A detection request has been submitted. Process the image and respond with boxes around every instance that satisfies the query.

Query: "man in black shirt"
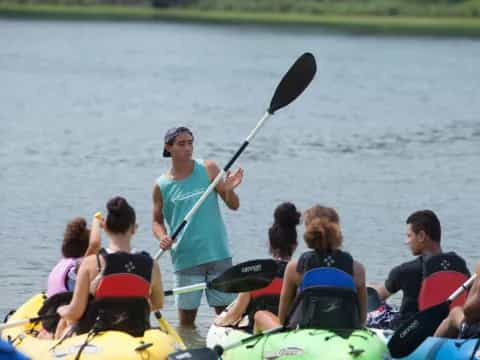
[372,209,469,326]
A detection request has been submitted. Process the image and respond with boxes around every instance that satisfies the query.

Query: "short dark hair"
[106,196,136,234]
[406,209,441,243]
[62,217,90,258]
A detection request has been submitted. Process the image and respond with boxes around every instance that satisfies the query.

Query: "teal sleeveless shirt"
[157,159,231,272]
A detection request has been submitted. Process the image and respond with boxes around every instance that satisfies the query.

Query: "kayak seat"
[300,267,356,292]
[418,271,469,311]
[419,252,470,311]
[76,297,151,337]
[286,268,361,330]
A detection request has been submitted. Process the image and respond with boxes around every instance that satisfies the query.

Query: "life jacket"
[46,258,79,297]
[418,252,470,311]
[77,248,154,337]
[285,250,361,330]
[243,261,287,331]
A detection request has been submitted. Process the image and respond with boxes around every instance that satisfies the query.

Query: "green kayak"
[217,327,390,360]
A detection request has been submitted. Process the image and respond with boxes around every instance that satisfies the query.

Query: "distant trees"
[151,0,192,8]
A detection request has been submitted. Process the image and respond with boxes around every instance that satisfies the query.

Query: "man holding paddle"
[371,209,469,328]
[152,126,244,326]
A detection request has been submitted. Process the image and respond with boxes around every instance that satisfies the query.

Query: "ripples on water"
[1,20,480,347]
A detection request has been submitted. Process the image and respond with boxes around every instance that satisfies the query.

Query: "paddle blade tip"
[268,52,317,114]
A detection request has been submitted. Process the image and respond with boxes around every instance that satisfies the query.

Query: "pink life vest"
[46,257,79,297]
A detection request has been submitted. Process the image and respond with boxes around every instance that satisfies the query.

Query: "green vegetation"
[1,0,480,36]
[186,0,480,18]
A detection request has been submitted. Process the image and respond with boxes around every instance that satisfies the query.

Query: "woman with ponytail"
[56,196,164,338]
[214,202,300,331]
[255,205,367,331]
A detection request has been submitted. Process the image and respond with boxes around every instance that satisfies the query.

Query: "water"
[1,19,480,346]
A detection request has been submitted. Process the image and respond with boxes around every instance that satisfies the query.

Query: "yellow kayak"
[1,293,185,360]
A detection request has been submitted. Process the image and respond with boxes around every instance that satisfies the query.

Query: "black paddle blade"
[167,348,217,360]
[268,52,317,114]
[367,287,382,312]
[209,259,278,293]
[388,301,450,358]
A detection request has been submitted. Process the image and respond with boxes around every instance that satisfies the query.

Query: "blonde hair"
[304,216,342,252]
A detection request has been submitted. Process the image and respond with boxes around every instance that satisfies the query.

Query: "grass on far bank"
[1,3,480,37]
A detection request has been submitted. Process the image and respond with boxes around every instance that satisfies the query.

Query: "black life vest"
[285,250,361,330]
[243,260,287,331]
[78,249,154,337]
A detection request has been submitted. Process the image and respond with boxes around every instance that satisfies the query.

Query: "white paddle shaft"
[448,273,477,302]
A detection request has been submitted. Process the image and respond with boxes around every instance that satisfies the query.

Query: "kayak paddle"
[163,259,278,296]
[167,325,285,360]
[155,52,317,259]
[0,313,58,331]
[388,273,477,358]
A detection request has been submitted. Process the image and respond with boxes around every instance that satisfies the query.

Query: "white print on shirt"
[172,188,207,203]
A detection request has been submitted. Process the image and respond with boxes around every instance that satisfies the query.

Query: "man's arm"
[152,184,173,250]
[204,160,242,210]
[464,263,480,323]
[371,283,392,302]
[369,262,404,302]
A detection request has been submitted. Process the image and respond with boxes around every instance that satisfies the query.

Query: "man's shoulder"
[156,173,171,186]
[444,251,467,262]
[391,257,423,275]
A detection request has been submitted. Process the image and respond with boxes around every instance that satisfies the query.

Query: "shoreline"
[1,4,480,37]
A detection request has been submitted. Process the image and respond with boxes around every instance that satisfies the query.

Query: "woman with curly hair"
[254,205,367,332]
[47,216,101,297]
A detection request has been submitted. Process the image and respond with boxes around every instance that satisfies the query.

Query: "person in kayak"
[434,262,480,338]
[153,126,243,326]
[254,205,367,331]
[56,196,164,338]
[370,210,469,328]
[47,216,101,298]
[214,202,300,331]
[37,216,102,339]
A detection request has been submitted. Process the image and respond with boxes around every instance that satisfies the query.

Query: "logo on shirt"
[324,256,335,267]
[125,261,135,272]
[172,188,208,203]
[440,260,451,270]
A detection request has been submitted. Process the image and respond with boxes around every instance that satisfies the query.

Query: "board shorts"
[174,258,236,310]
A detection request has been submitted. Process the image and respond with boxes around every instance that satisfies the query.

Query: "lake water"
[1,18,480,346]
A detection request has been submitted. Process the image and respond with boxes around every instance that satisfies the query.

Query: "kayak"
[367,326,480,359]
[389,337,480,359]
[207,322,391,359]
[1,293,185,360]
